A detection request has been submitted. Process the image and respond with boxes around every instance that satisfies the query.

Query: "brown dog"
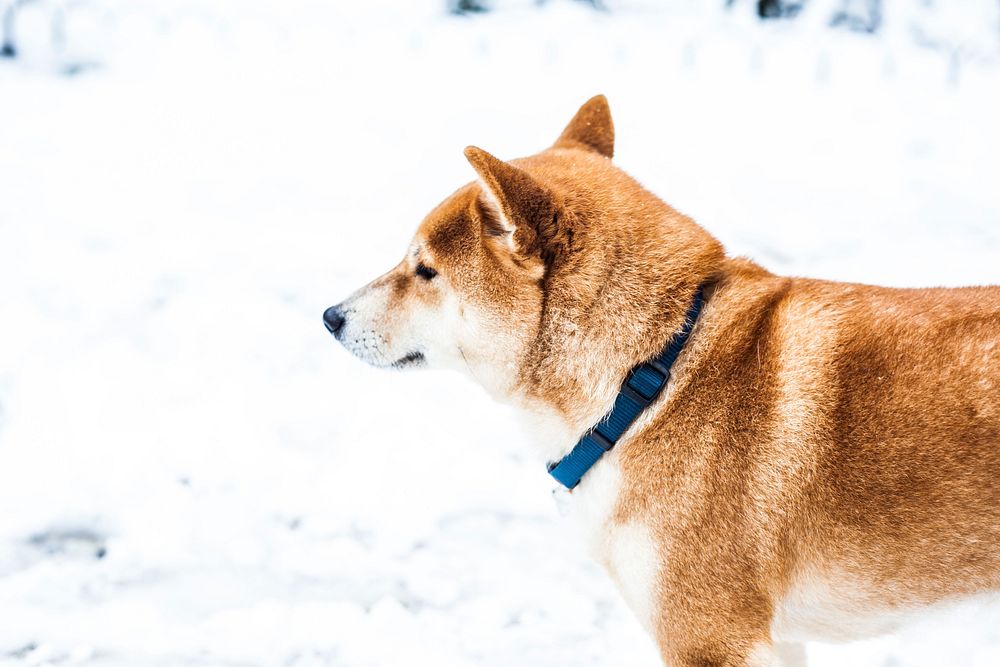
[323,96,1000,666]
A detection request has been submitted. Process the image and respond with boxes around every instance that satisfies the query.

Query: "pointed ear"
[553,94,614,158]
[464,145,558,259]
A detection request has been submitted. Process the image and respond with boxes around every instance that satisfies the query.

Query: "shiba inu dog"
[323,96,1000,666]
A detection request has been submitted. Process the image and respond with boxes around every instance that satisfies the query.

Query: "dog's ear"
[464,145,559,261]
[553,94,614,158]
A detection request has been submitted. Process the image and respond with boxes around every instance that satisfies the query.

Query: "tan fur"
[326,95,1000,666]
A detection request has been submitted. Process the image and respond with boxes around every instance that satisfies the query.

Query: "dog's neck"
[514,273,719,464]
[488,203,727,464]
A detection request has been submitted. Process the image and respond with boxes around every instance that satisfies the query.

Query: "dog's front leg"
[660,640,803,667]
[654,607,801,667]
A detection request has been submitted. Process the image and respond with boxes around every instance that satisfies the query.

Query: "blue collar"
[547,286,707,490]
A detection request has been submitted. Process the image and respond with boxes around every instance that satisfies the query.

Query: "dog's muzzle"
[323,305,346,337]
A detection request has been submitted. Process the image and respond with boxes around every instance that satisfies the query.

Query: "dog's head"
[324,96,722,406]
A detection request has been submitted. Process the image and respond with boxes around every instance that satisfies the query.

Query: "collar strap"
[547,286,706,490]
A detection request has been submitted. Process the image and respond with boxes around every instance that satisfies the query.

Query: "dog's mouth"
[390,351,425,370]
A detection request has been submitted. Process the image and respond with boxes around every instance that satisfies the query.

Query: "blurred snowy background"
[1,1,999,666]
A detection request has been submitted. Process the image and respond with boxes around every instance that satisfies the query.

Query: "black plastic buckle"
[647,358,672,379]
[585,429,616,452]
[624,364,667,404]
[620,382,654,408]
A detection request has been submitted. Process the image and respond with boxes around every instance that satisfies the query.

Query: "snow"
[1,1,999,666]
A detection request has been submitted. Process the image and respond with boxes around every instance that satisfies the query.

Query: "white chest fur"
[559,454,662,635]
[518,405,663,634]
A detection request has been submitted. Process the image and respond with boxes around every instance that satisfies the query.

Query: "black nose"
[323,305,346,336]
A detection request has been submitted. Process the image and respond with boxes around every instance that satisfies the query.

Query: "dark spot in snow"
[28,527,107,560]
[61,61,100,77]
[7,643,37,659]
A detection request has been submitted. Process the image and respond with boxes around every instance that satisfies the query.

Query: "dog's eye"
[416,263,438,281]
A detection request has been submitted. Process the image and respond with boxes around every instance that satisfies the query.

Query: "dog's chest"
[560,456,661,634]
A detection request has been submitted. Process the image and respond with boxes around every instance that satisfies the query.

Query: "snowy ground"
[1,1,1000,666]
